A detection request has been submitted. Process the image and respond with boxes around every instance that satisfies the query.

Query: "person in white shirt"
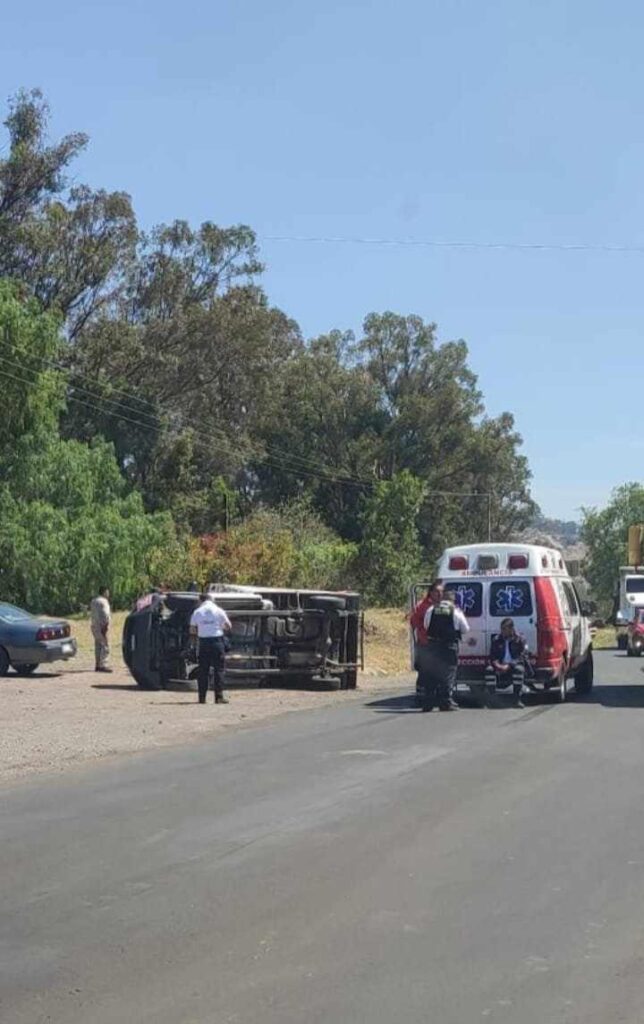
[421,587,470,712]
[190,593,232,704]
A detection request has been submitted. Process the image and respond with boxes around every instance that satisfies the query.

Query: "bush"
[186,501,358,591]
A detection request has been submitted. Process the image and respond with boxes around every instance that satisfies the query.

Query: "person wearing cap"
[190,592,232,705]
[421,588,469,711]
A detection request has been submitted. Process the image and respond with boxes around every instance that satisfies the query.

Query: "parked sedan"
[0,602,77,676]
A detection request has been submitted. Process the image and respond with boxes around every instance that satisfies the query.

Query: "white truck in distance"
[615,568,644,649]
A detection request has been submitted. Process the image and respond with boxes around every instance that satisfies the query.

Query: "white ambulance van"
[411,543,594,701]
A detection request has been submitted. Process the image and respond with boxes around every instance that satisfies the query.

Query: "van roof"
[438,542,569,578]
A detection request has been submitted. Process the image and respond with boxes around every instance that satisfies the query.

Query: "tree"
[0,280,63,456]
[358,471,426,605]
[581,483,644,612]
[0,90,137,335]
[0,283,175,611]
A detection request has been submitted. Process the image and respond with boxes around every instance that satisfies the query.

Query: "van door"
[445,581,487,676]
[487,578,538,659]
[558,579,584,669]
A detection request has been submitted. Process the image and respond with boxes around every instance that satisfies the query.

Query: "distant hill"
[531,516,580,546]
[512,516,585,573]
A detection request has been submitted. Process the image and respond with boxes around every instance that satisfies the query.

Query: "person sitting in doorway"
[485,617,530,709]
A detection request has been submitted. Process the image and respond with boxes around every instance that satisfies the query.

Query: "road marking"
[338,749,390,756]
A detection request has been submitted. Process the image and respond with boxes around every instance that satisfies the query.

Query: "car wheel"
[0,648,10,676]
[574,650,594,695]
[13,663,38,676]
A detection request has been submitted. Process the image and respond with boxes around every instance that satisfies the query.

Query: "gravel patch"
[0,659,414,784]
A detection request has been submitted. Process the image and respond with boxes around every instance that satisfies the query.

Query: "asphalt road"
[4,650,644,1024]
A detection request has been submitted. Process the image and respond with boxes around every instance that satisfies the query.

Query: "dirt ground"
[0,608,413,784]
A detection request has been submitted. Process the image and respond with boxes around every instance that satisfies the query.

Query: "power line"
[262,234,644,254]
[0,341,370,483]
[1,363,496,531]
[0,361,373,489]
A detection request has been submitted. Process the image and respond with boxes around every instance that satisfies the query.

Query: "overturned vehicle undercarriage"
[122,585,363,691]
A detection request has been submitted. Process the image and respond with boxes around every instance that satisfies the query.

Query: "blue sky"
[1,0,641,519]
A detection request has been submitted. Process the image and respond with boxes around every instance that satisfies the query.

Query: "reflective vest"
[427,602,459,647]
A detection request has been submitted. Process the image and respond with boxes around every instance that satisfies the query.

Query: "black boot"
[215,693,229,704]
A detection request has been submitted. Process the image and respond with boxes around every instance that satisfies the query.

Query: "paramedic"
[410,580,443,699]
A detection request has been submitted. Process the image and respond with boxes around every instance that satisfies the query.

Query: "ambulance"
[411,543,594,701]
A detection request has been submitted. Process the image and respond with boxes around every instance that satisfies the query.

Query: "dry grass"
[591,626,616,651]
[68,610,129,669]
[363,607,411,675]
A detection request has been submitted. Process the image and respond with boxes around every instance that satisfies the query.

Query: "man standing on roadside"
[190,592,232,705]
[91,586,112,674]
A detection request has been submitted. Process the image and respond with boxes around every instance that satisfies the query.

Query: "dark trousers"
[198,637,226,703]
[417,644,458,709]
[485,662,525,697]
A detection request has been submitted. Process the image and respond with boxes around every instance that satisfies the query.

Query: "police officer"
[421,586,469,711]
[190,592,232,705]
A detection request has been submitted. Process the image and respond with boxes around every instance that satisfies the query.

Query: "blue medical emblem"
[452,586,477,613]
[494,585,525,614]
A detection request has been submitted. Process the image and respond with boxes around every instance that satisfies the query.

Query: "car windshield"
[626,578,644,594]
[0,602,34,624]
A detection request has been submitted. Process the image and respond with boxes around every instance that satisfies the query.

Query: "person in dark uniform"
[190,592,232,705]
[421,588,470,711]
[485,618,529,709]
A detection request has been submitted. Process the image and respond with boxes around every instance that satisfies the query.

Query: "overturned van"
[123,585,363,691]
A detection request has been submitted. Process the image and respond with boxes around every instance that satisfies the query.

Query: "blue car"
[0,602,77,676]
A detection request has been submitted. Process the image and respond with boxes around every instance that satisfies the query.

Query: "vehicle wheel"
[574,650,594,695]
[0,648,10,676]
[13,663,38,676]
[342,668,358,689]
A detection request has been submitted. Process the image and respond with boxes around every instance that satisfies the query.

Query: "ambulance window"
[562,582,579,617]
[489,581,532,618]
[445,582,482,618]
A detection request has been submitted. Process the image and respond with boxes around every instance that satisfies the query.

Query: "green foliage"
[358,471,426,605]
[186,502,358,592]
[0,90,540,612]
[0,279,64,451]
[0,284,176,612]
[581,483,644,612]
